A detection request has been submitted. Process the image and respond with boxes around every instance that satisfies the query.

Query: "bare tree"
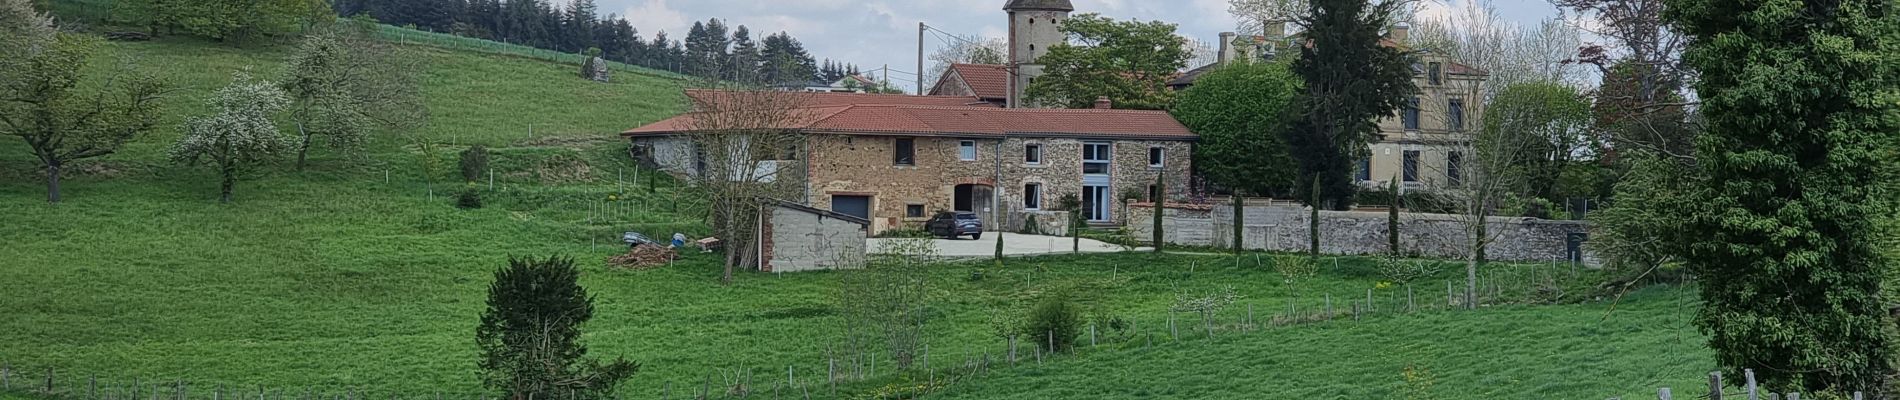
[921,33,1006,92]
[838,239,936,371]
[1407,1,1588,99]
[1421,77,1555,308]
[670,83,815,284]
[1548,0,1698,163]
[1229,0,1309,34]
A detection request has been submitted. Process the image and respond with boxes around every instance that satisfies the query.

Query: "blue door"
[830,195,872,220]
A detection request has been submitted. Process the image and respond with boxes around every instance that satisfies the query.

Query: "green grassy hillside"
[0,32,1712,400]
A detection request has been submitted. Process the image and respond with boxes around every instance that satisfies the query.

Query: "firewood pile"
[607,245,677,270]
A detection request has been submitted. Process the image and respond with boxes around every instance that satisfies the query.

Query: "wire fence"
[346,21,692,83]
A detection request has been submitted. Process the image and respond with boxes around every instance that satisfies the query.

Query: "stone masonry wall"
[1127,201,1597,265]
[806,133,1194,233]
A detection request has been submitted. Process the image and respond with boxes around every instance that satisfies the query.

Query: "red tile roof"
[682,89,998,109]
[941,64,1011,100]
[626,104,1194,140]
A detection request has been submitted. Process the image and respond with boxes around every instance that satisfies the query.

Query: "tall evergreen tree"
[759,32,817,84]
[1286,0,1417,209]
[726,25,759,82]
[1670,0,1899,393]
[561,0,597,52]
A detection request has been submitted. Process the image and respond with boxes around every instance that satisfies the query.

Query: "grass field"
[927,286,1709,400]
[1,27,1714,400]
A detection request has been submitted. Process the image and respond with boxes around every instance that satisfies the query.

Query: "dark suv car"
[925,211,985,240]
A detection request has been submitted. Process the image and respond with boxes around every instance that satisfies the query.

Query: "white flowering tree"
[171,74,292,203]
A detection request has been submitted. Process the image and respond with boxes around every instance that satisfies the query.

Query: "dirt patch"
[607,245,678,270]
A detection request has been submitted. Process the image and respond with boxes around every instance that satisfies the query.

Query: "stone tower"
[1004,0,1073,108]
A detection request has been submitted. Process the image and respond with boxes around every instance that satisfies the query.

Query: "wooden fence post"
[2,360,9,390]
[1367,289,1375,313]
[1710,371,1723,400]
[1169,312,1179,341]
[1008,335,1018,365]
[1089,324,1097,347]
[1659,387,1672,400]
[1407,286,1415,312]
[43,367,52,394]
[1325,294,1333,318]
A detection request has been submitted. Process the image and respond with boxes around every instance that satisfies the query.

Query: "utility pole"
[918,22,927,95]
[882,64,890,93]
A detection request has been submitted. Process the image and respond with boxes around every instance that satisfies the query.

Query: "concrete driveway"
[868,233,1148,257]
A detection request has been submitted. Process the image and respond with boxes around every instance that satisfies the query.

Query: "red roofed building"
[625,90,1195,233]
[927,64,1012,107]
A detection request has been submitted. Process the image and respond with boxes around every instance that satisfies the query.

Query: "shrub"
[1022,292,1083,353]
[459,144,489,183]
[476,256,638,398]
[456,189,483,209]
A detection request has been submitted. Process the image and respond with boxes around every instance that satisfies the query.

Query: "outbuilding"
[760,198,869,272]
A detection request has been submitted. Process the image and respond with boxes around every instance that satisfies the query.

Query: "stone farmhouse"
[626,0,1197,235]
[1170,24,1491,191]
[624,90,1195,235]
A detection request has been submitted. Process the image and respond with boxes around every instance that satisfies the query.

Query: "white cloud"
[620,0,689,37]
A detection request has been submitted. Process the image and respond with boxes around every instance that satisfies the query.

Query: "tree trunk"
[1466,197,1487,309]
[219,165,236,204]
[1465,256,1478,309]
[45,161,62,204]
[1309,176,1321,259]
[295,122,313,171]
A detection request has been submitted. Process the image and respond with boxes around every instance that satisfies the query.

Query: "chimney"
[1388,24,1410,42]
[1218,32,1237,65]
[1093,96,1113,109]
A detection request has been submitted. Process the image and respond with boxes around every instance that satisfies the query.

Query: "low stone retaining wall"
[1128,201,1597,265]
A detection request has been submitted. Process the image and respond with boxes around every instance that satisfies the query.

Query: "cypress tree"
[1152,172,1165,253]
[1669,0,1899,392]
[1288,0,1417,209]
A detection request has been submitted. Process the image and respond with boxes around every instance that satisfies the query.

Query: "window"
[1082,142,1111,174]
[906,204,925,218]
[1024,144,1043,164]
[1448,99,1466,131]
[1148,185,1161,202]
[1357,157,1372,181]
[1023,184,1042,210]
[1402,150,1420,182]
[1447,151,1465,187]
[959,140,977,161]
[1148,147,1165,168]
[894,138,915,165]
[1428,62,1442,85]
[1402,97,1421,131]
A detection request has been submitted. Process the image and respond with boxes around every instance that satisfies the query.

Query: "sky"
[595,0,1573,92]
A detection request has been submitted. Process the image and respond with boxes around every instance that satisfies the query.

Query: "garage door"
[830,195,872,220]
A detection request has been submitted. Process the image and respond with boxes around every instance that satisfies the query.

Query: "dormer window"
[1428,62,1443,85]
